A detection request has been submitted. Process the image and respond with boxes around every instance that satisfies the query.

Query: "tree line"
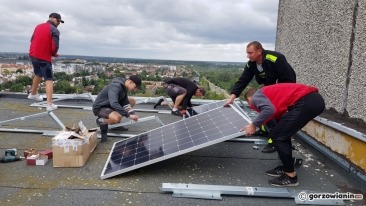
[1,66,259,100]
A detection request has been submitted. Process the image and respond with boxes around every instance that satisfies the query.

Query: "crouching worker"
[154,77,206,117]
[92,75,142,142]
[242,83,325,186]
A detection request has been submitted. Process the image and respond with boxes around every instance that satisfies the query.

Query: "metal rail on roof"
[2,93,365,182]
[161,183,346,205]
[0,110,164,138]
[0,111,65,135]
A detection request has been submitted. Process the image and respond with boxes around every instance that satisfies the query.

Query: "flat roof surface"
[0,94,365,206]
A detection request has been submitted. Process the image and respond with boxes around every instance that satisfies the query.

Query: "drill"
[0,149,24,163]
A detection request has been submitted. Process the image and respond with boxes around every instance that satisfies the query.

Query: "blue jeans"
[30,57,53,80]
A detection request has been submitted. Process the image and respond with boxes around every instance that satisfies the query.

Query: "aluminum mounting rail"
[161,183,346,205]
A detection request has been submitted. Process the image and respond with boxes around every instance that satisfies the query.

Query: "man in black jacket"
[225,41,296,153]
[92,75,141,142]
[155,77,205,116]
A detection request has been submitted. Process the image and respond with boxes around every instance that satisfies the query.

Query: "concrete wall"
[276,0,366,122]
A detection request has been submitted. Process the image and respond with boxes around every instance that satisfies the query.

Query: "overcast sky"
[0,0,279,62]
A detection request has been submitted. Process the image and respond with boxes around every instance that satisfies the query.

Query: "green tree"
[54,72,72,81]
[106,67,114,72]
[90,79,96,86]
[80,70,90,76]
[114,71,126,78]
[82,76,88,87]
[140,70,148,80]
[10,83,24,92]
[74,85,83,94]
[92,79,108,94]
[155,87,165,96]
[3,69,10,75]
[97,71,107,80]
[16,69,23,73]
[54,80,76,94]
[15,76,33,86]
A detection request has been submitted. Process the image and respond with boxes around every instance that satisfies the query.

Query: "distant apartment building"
[0,63,33,74]
[0,58,16,64]
[53,63,75,74]
[84,64,105,73]
[159,65,176,71]
[53,63,106,74]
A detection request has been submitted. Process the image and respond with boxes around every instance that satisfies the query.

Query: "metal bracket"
[108,115,164,129]
[161,183,346,205]
[227,137,267,144]
[236,99,258,118]
[0,111,65,135]
[100,115,165,138]
[30,93,95,110]
[109,96,172,114]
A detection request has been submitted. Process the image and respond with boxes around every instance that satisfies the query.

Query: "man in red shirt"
[242,83,325,186]
[28,13,64,111]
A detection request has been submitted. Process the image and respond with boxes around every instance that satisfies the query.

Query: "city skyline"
[0,0,278,63]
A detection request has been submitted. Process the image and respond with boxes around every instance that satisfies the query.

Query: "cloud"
[0,0,278,62]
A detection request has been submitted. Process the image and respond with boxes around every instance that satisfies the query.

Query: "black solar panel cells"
[101,105,249,179]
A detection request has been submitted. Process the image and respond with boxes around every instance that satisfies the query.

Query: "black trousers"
[269,92,325,173]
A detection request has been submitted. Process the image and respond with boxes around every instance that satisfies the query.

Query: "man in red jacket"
[242,83,325,186]
[28,13,64,111]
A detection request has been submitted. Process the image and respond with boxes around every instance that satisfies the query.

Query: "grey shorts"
[164,83,187,98]
[95,107,114,118]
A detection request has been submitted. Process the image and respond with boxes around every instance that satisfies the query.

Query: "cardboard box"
[36,155,49,166]
[52,121,97,167]
[25,149,53,159]
[26,154,38,166]
[24,149,38,158]
[40,149,53,159]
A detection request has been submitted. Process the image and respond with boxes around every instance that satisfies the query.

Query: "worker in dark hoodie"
[92,75,142,142]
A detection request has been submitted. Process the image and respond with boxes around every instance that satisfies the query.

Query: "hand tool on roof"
[0,149,24,163]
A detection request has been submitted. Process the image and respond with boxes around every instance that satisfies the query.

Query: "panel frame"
[100,104,250,179]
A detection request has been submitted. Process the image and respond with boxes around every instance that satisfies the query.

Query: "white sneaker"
[28,93,43,101]
[46,103,58,111]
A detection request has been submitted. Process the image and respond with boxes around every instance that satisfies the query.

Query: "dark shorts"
[94,107,114,118]
[30,57,53,81]
[164,83,187,99]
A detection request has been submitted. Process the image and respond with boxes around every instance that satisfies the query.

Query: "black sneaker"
[96,118,108,143]
[153,98,164,109]
[266,165,285,177]
[100,129,108,143]
[109,126,128,131]
[95,118,104,127]
[171,110,183,117]
[187,108,198,116]
[262,143,276,153]
[269,174,299,187]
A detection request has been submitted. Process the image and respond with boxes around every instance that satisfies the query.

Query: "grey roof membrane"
[0,94,365,206]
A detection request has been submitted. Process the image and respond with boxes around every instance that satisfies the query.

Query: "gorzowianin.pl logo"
[298,192,363,201]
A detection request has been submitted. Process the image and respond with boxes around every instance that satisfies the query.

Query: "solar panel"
[191,100,253,122]
[192,100,225,114]
[100,105,250,179]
